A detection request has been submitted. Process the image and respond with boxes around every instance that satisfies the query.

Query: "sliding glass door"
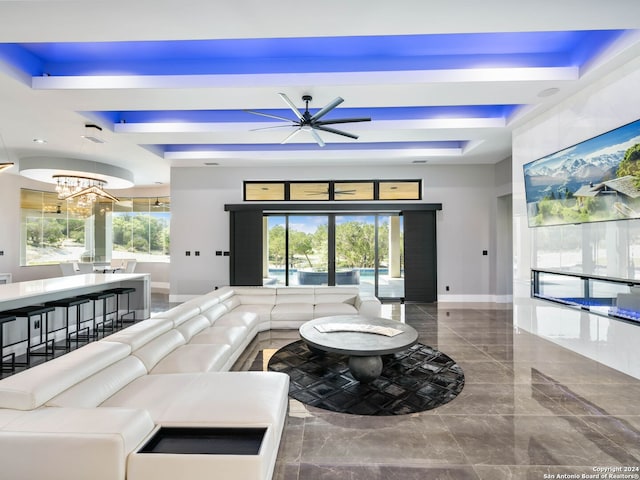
[377,214,405,299]
[264,213,403,299]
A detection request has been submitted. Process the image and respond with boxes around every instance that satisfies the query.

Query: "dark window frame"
[243,179,422,202]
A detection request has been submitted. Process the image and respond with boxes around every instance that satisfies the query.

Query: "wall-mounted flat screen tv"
[524,118,640,227]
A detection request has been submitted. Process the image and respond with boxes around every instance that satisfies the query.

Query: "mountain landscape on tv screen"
[523,118,640,227]
[524,151,622,203]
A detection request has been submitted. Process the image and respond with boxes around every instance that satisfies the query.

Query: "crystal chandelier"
[54,174,119,207]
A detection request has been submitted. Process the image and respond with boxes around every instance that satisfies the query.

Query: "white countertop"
[0,273,148,304]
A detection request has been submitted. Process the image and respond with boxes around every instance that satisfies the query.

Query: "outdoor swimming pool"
[265,268,404,298]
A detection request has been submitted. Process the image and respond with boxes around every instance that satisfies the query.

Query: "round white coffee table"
[299,315,418,383]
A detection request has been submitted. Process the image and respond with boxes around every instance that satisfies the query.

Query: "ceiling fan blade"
[310,97,344,122]
[250,124,298,132]
[315,117,371,126]
[244,109,294,122]
[335,189,357,194]
[310,129,326,147]
[278,93,304,121]
[314,125,359,140]
[281,128,303,144]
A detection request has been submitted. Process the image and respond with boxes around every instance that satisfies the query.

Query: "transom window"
[244,180,421,201]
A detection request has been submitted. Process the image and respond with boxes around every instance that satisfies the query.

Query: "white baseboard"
[492,294,513,303]
[151,281,170,293]
[438,294,512,303]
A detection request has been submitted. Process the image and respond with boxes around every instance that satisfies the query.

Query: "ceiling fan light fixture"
[246,93,370,147]
[81,124,105,144]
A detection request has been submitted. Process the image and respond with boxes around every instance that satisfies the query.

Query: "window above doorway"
[244,179,421,202]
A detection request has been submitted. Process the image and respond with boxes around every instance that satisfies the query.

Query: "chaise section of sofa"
[0,407,154,480]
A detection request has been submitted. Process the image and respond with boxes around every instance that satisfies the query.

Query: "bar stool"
[0,305,55,365]
[104,287,136,328]
[77,291,117,339]
[44,296,91,351]
[0,314,18,371]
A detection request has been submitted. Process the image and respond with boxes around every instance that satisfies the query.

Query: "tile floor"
[232,303,640,480]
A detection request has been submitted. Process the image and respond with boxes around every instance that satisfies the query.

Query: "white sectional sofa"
[0,285,381,480]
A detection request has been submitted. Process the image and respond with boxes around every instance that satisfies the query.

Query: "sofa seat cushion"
[0,408,26,428]
[0,407,154,480]
[314,303,358,317]
[102,372,289,426]
[1,406,153,455]
[271,303,314,322]
[0,341,131,410]
[189,325,248,351]
[149,344,232,374]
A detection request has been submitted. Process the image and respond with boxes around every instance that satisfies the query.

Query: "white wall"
[512,55,640,379]
[170,163,511,302]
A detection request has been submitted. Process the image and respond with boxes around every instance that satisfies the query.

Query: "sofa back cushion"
[275,287,315,304]
[201,303,228,325]
[101,318,173,350]
[175,314,211,342]
[0,341,131,410]
[214,286,236,302]
[221,295,241,312]
[46,356,147,408]
[132,330,186,371]
[234,287,276,306]
[313,286,358,305]
[189,291,222,312]
[153,303,201,327]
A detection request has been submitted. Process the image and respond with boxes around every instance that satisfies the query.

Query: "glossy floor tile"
[238,303,640,480]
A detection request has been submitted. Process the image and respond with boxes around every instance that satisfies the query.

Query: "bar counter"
[0,273,150,317]
[0,274,150,363]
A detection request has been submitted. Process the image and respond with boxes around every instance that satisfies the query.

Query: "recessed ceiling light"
[33,138,47,144]
[538,87,560,98]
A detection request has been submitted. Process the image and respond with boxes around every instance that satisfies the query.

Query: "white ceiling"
[0,0,639,188]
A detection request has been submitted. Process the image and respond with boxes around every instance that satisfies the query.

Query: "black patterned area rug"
[267,340,465,416]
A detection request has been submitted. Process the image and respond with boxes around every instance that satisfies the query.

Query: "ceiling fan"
[245,93,370,147]
[306,188,356,196]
